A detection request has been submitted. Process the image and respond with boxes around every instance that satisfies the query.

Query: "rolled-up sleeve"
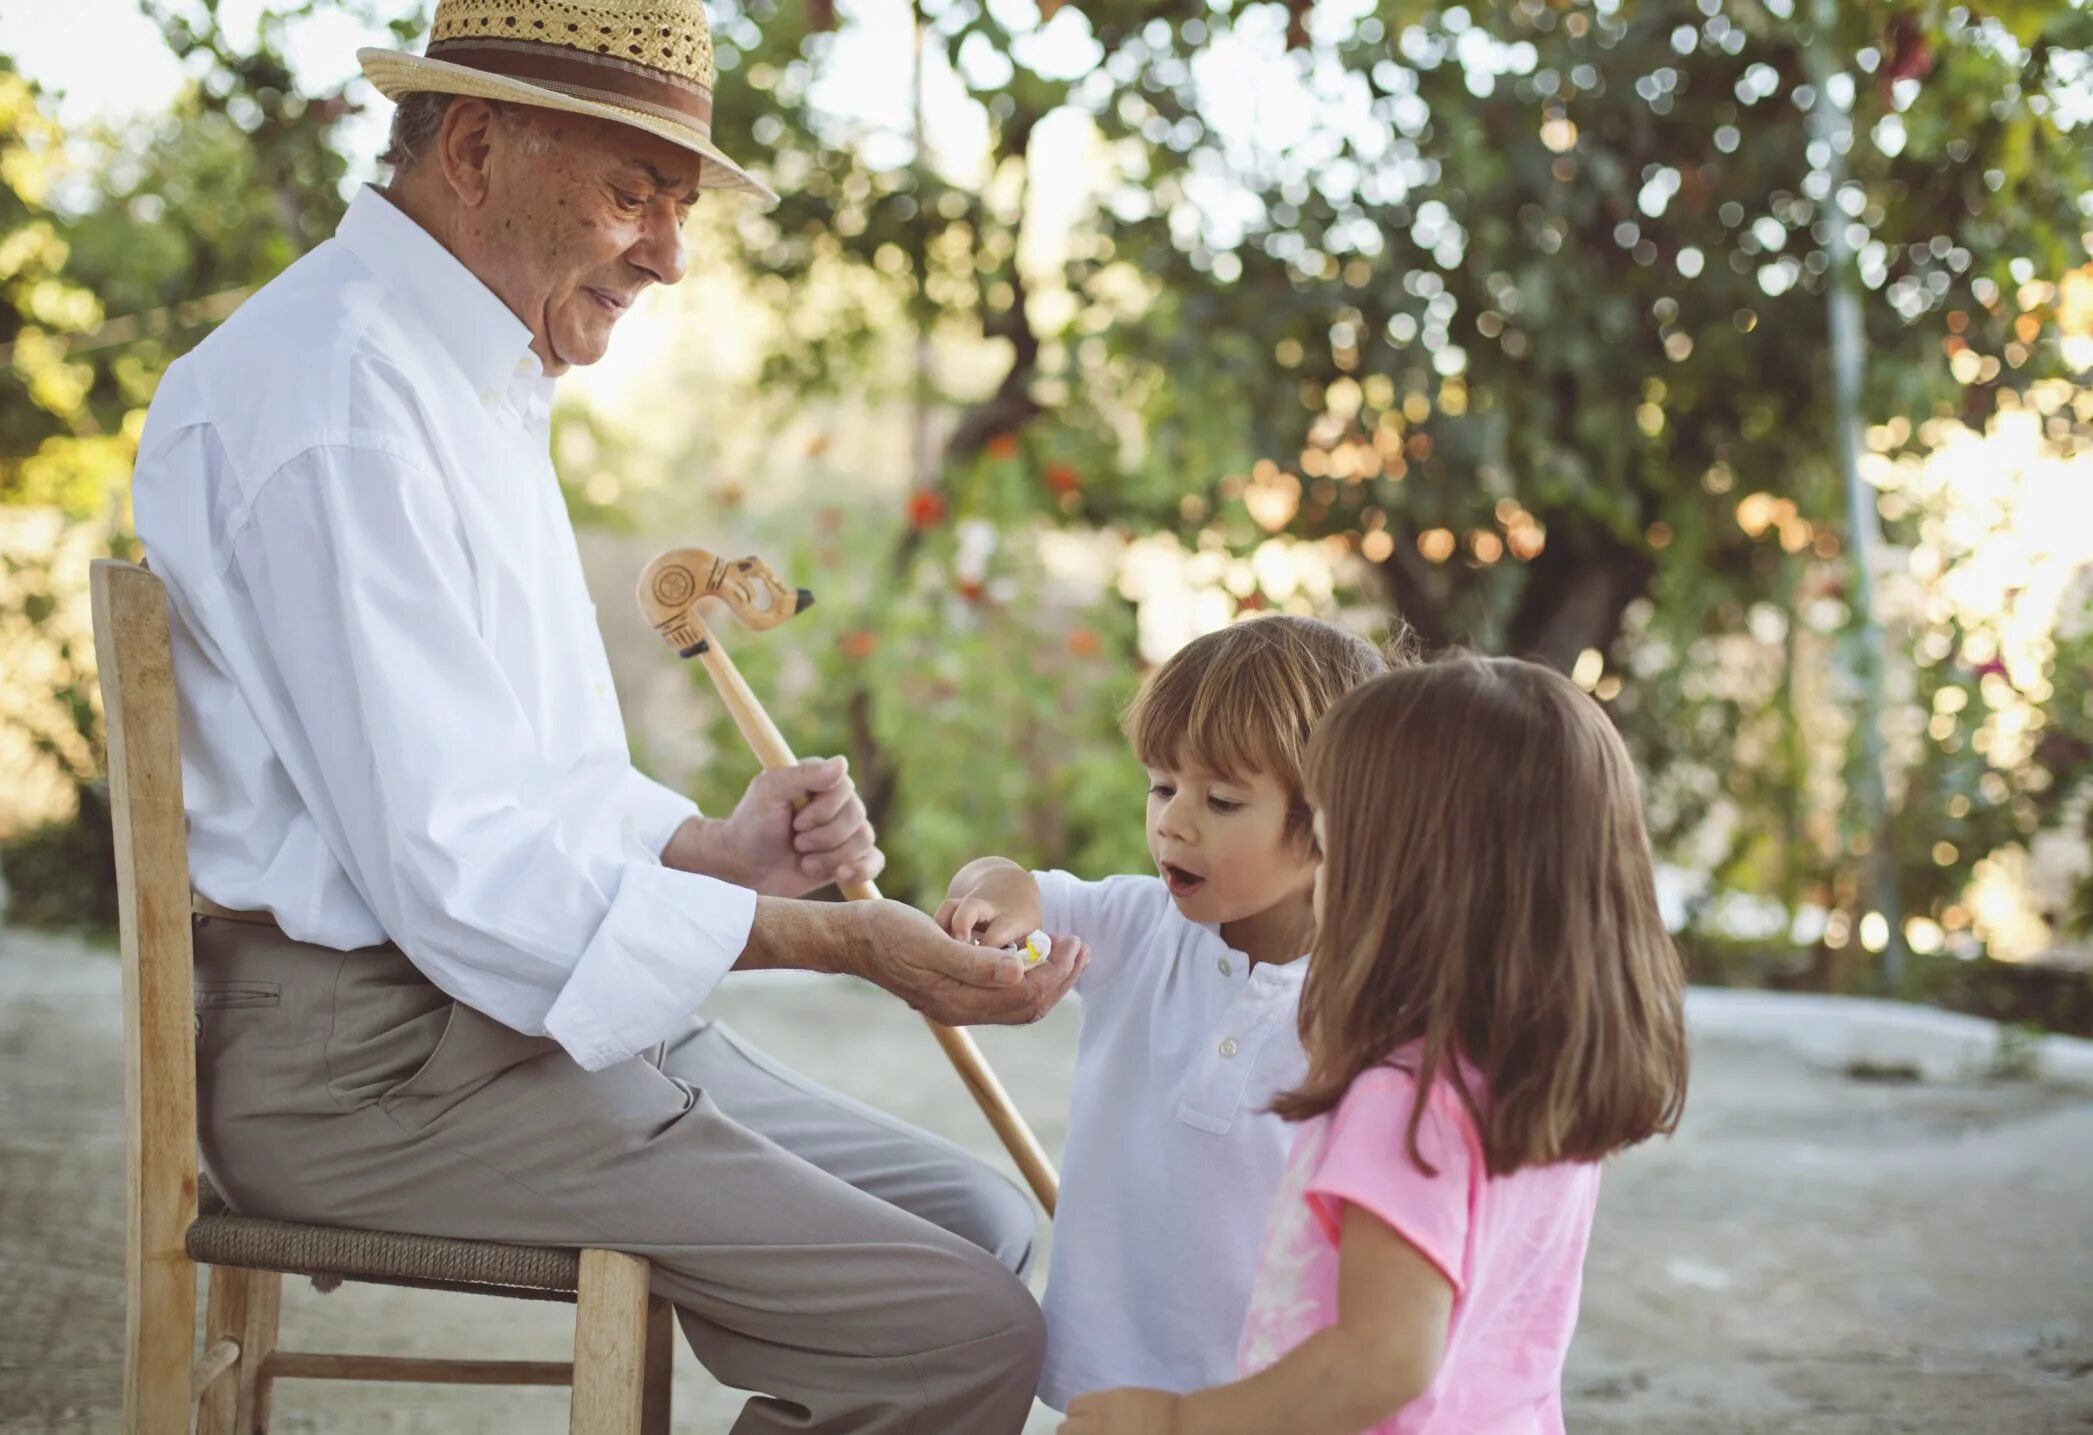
[622,767,702,860]
[232,443,754,1070]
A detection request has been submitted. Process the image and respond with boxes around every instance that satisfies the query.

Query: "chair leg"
[641,1296,674,1435]
[571,1249,652,1435]
[123,1244,196,1435]
[196,1266,282,1435]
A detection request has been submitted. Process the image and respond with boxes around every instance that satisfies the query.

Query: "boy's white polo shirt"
[1034,869,1308,1410]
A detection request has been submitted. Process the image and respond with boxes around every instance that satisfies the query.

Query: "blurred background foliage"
[3,0,2091,1031]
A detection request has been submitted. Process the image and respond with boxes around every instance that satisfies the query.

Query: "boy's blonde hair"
[1276,657,1690,1175]
[1123,615,1410,843]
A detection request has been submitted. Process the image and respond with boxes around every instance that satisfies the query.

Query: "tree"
[8,0,2091,976]
[0,2,419,927]
[0,61,140,926]
[686,0,2093,949]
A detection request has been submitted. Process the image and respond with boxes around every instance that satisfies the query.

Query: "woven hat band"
[426,36,714,132]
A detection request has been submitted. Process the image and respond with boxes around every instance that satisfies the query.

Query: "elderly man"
[129,1,1086,1429]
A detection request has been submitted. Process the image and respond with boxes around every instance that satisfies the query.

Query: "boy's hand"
[934,893,1034,949]
[1060,1389,1183,1435]
[938,856,1044,947]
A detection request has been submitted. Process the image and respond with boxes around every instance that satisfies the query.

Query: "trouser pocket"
[379,1004,562,1134]
[196,981,281,1011]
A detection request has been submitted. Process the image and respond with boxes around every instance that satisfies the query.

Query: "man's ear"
[436,98,502,208]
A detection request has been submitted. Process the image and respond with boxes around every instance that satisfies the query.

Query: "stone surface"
[2,925,2089,1432]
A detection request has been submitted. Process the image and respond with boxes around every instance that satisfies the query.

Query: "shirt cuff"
[622,768,702,858]
[543,863,758,1070]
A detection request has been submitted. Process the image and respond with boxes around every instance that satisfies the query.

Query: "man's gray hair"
[378,90,454,172]
[379,92,556,173]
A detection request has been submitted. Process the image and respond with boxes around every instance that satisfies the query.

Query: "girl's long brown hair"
[1274,658,1689,1176]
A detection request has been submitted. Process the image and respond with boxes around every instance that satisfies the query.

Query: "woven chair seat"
[189,1188,584,1304]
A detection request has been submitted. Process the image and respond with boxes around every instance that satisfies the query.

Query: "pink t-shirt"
[1236,1063,1601,1434]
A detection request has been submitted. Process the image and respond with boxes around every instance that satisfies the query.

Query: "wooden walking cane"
[638,547,1061,1214]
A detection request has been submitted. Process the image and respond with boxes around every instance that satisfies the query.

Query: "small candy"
[1015,929,1051,969]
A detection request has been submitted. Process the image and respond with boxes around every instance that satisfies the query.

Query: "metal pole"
[1808,0,1904,986]
[909,0,932,491]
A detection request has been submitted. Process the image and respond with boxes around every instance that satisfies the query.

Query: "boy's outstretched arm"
[937,856,1044,948]
[1060,1203,1453,1435]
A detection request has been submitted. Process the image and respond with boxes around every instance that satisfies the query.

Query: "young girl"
[1062,656,1689,1435]
[939,616,1405,1410]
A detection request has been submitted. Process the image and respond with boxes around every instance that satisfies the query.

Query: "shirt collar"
[1190,914,1309,983]
[336,186,543,402]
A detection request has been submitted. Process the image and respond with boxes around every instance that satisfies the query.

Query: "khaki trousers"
[191,914,1044,1434]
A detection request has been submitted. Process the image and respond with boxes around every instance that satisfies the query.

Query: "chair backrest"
[89,557,200,1422]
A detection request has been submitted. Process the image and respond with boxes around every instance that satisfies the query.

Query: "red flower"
[907,490,947,529]
[986,432,1021,461]
[1881,17,1933,87]
[839,630,878,661]
[1046,461,1081,495]
[956,579,986,604]
[1067,627,1101,657]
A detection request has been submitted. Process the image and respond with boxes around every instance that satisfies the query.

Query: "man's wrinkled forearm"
[736,896,867,977]
[663,814,753,889]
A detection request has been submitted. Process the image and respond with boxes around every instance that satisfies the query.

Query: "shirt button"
[1219,1037,1240,1058]
[1218,957,1233,976]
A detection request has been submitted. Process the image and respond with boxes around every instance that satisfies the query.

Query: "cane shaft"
[686,613,797,770]
[923,1021,1061,1213]
[687,612,1060,1213]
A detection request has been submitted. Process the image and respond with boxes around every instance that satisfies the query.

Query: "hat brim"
[357,47,779,208]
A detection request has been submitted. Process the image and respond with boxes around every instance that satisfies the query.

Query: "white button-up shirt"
[131,186,756,1072]
[1032,869,1309,1409]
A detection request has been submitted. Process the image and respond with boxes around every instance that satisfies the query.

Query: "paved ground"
[2,924,2090,1433]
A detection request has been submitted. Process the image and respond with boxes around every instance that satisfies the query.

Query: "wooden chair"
[92,558,675,1434]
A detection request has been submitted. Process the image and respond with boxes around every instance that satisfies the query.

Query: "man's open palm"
[859,900,1089,1027]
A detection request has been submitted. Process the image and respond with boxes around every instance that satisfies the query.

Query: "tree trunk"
[1370,540,1456,651]
[1504,536,1653,674]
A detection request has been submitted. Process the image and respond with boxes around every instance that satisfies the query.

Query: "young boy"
[938,615,1404,1410]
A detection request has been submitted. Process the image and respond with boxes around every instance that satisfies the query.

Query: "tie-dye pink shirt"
[1236,1061,1601,1434]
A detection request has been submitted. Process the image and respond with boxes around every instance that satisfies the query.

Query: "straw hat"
[358,0,778,206]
